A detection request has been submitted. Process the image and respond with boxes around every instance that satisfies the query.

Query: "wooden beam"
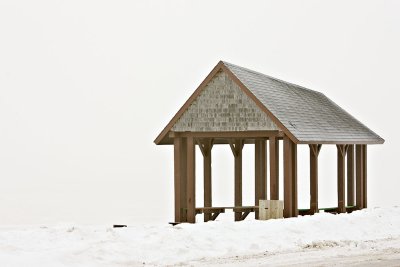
[347,145,355,206]
[255,139,267,219]
[356,144,364,209]
[170,130,282,139]
[337,145,348,213]
[284,136,297,218]
[174,137,187,222]
[309,144,321,215]
[186,137,196,223]
[270,137,279,200]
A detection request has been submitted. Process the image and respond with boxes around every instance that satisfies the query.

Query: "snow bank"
[1,207,400,266]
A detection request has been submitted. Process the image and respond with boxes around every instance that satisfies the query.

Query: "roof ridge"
[221,61,323,95]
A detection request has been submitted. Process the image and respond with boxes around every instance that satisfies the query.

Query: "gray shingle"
[223,61,384,144]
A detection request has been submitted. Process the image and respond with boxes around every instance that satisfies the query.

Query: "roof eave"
[297,139,385,145]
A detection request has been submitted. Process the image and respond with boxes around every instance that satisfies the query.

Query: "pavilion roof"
[155,61,384,145]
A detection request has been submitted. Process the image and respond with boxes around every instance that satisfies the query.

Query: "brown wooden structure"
[154,61,384,223]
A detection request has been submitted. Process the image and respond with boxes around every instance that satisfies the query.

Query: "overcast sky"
[0,0,399,225]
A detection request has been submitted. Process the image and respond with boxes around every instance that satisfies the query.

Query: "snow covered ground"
[1,207,400,266]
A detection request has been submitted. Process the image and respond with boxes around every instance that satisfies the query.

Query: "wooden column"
[292,142,298,217]
[362,145,367,208]
[283,136,292,218]
[174,137,187,222]
[337,145,348,213]
[356,144,364,209]
[347,145,355,206]
[230,139,244,221]
[255,139,267,219]
[309,144,322,215]
[270,137,279,200]
[186,136,196,223]
[283,136,297,218]
[196,139,213,222]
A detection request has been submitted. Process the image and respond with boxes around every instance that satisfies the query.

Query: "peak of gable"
[172,71,279,132]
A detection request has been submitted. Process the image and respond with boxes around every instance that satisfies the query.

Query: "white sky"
[0,0,399,225]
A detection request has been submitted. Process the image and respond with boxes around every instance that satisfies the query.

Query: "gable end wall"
[172,71,279,132]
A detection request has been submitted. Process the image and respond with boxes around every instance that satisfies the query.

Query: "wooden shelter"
[154,61,384,223]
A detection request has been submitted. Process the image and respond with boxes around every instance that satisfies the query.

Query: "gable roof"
[154,61,384,145]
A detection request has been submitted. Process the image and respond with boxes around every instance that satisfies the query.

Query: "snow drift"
[1,207,400,266]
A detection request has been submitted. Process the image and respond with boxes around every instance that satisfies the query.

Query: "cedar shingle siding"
[172,71,279,132]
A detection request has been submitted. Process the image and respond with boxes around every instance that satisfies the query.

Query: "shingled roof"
[155,61,384,145]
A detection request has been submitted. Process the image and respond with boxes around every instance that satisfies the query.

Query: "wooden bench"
[170,205,360,225]
[195,206,258,221]
[298,206,359,216]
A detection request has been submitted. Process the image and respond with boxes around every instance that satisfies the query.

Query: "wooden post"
[337,145,348,213]
[283,136,297,218]
[292,142,298,217]
[362,145,367,208]
[197,139,213,222]
[270,137,279,200]
[283,136,292,218]
[230,139,244,221]
[347,145,355,206]
[255,139,266,219]
[174,137,187,222]
[186,136,196,223]
[309,144,321,215]
[356,144,364,209]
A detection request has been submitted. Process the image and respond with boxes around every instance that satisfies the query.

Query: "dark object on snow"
[113,225,127,228]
